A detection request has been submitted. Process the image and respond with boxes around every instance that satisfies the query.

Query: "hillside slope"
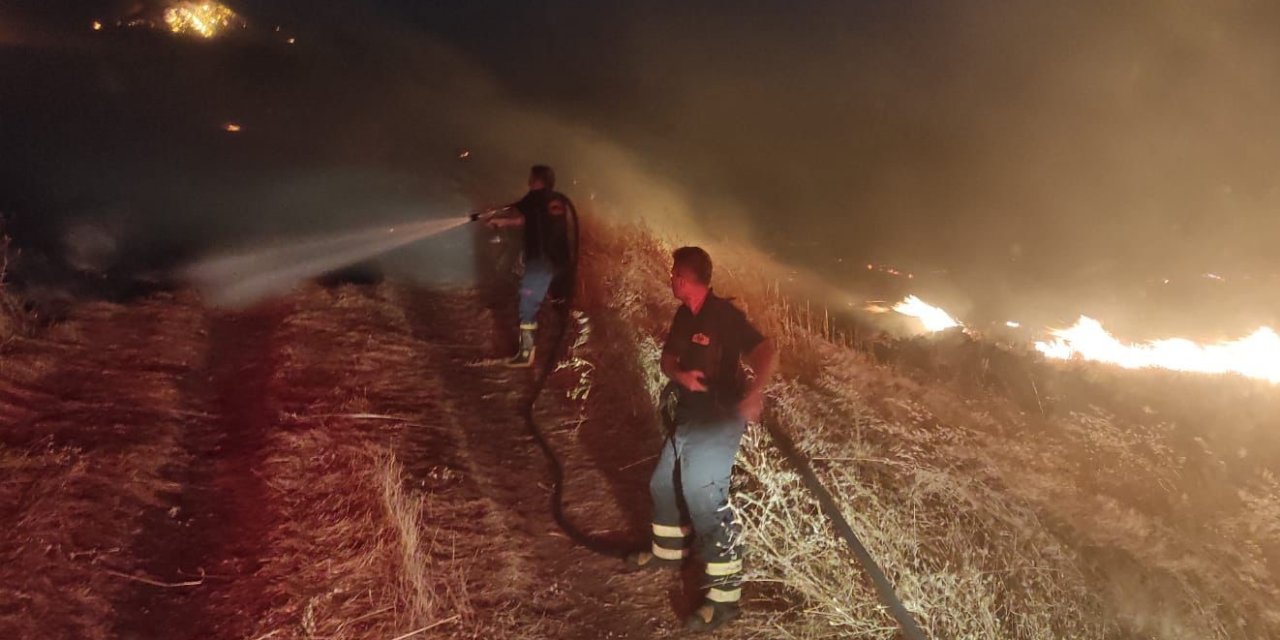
[1,218,1278,639]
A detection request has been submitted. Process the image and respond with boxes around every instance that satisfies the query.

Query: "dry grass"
[3,215,1276,639]
[578,215,1280,639]
[0,296,207,640]
[0,276,558,639]
[241,283,482,640]
[249,430,474,639]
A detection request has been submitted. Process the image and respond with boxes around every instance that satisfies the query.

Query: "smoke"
[397,0,1280,335]
[5,1,1280,333]
[0,0,718,305]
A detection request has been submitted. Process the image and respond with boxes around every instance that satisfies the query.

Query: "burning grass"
[577,215,1280,638]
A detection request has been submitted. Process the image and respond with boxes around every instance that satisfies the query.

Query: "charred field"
[1,218,1278,640]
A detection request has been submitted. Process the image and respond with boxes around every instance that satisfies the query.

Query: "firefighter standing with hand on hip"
[628,246,778,632]
[482,165,575,367]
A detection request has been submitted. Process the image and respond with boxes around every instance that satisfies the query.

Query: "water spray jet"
[182,214,475,307]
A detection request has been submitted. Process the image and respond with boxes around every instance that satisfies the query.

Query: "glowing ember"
[164,2,239,39]
[1035,317,1280,383]
[92,21,103,31]
[892,295,961,332]
[222,122,242,132]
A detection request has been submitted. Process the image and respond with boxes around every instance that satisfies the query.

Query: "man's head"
[670,246,712,301]
[529,165,556,191]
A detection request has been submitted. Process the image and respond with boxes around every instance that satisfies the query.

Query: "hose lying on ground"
[515,200,632,558]
[762,417,929,640]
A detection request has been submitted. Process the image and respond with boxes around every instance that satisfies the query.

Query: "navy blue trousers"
[648,412,746,603]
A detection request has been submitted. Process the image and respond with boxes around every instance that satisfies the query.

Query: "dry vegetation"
[2,216,1277,639]
[0,284,509,639]
[578,216,1280,639]
[0,295,207,640]
[224,286,481,640]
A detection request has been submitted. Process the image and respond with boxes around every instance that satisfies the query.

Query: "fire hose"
[469,205,928,639]
[470,202,629,558]
[759,417,928,640]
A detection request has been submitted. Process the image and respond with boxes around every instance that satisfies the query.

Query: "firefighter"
[485,165,575,367]
[629,246,778,632]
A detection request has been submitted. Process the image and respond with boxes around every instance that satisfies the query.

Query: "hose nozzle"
[467,206,504,223]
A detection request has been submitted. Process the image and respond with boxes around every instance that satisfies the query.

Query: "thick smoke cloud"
[407,0,1280,335]
[4,1,1280,334]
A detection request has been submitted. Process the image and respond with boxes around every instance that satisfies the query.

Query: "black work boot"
[684,600,741,633]
[685,564,743,633]
[505,325,536,368]
[623,550,683,573]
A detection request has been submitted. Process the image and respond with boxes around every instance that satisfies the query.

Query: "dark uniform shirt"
[514,188,573,269]
[662,291,765,420]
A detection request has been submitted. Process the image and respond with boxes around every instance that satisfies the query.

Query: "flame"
[892,295,961,332]
[163,2,239,38]
[1035,316,1280,383]
[866,291,1280,382]
[222,122,242,132]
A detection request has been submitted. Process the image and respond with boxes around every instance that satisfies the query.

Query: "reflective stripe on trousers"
[647,414,746,565]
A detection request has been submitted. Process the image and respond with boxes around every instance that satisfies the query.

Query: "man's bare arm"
[486,206,525,228]
[744,338,778,395]
[737,338,778,421]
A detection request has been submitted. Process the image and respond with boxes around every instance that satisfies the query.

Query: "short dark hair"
[530,165,556,189]
[672,246,713,285]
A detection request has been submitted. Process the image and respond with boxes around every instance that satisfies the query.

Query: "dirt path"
[113,305,286,640]
[400,287,695,639]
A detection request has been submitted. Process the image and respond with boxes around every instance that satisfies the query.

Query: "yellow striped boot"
[624,522,690,571]
[685,556,743,632]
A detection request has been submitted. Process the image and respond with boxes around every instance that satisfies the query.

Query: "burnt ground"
[0,275,759,639]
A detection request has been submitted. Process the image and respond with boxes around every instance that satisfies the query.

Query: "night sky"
[5,1,1280,334]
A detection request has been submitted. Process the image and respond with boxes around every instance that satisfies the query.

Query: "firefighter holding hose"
[629,246,778,632]
[479,165,575,367]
